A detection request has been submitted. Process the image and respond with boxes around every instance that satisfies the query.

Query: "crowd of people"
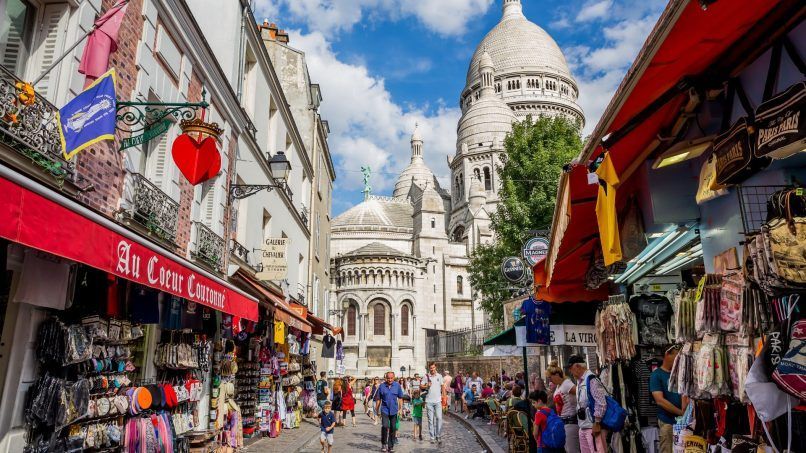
[314,348,686,453]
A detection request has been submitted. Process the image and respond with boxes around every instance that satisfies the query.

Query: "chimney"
[276,29,289,44]
[258,20,279,42]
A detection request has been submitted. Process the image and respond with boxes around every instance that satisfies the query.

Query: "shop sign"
[501,257,526,283]
[522,237,549,266]
[119,119,171,150]
[256,237,289,281]
[549,325,597,346]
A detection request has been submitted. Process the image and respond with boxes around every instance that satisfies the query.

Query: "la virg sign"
[522,237,549,266]
[501,256,526,283]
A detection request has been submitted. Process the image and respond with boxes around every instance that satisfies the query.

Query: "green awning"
[483,317,524,346]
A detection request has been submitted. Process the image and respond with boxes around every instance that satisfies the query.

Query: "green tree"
[469,115,582,325]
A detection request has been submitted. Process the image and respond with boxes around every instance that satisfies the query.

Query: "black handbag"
[714,117,769,186]
[754,81,805,160]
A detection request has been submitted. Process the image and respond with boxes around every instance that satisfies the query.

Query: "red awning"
[234,273,312,333]
[538,0,793,297]
[307,314,334,335]
[0,171,258,320]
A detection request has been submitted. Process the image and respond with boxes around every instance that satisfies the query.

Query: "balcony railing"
[128,173,179,242]
[297,282,306,305]
[300,205,309,226]
[0,65,75,182]
[230,238,250,264]
[193,222,225,271]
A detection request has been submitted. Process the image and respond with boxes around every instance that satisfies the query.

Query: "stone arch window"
[452,226,465,243]
[401,304,410,336]
[430,218,436,228]
[373,304,386,336]
[474,91,480,100]
[347,303,357,336]
[386,270,392,286]
[454,176,460,196]
[473,168,481,181]
[483,167,492,191]
[516,79,521,89]
[457,275,464,295]
[495,83,501,93]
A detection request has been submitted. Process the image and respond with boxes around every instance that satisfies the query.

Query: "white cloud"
[575,0,612,22]
[254,0,493,37]
[290,30,461,194]
[567,10,661,134]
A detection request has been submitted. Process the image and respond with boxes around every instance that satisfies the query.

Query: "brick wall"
[76,0,145,215]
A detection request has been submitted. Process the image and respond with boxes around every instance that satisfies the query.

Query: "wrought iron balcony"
[300,205,309,226]
[0,65,75,182]
[128,173,179,242]
[193,222,225,271]
[230,238,250,265]
[297,282,306,306]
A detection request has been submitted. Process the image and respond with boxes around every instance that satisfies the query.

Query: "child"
[530,390,565,453]
[411,390,424,441]
[319,401,336,453]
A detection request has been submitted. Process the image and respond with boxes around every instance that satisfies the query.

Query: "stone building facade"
[329,0,584,377]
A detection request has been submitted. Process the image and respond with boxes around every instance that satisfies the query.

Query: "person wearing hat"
[651,344,687,453]
[567,355,607,453]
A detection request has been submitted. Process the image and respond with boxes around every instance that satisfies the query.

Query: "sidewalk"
[446,409,508,453]
[242,417,320,452]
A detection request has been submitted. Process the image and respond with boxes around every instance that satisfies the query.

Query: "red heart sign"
[171,133,221,185]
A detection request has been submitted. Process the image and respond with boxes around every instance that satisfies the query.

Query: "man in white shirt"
[468,371,484,393]
[421,362,446,444]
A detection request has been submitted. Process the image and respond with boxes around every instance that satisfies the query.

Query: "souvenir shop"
[0,171,260,452]
[229,270,335,444]
[535,3,805,452]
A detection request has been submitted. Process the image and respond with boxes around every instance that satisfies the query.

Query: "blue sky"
[254,0,666,215]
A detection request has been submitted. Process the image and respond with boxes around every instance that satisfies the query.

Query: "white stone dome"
[393,161,442,199]
[456,91,516,152]
[465,1,572,88]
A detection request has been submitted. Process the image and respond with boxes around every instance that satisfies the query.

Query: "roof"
[332,197,413,231]
[342,242,411,257]
[465,1,572,88]
[393,161,443,199]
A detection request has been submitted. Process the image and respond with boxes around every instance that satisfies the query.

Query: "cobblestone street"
[244,410,490,453]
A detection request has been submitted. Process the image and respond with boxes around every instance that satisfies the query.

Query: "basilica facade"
[328,0,584,376]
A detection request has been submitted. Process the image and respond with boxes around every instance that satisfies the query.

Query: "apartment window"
[242,49,257,114]
[347,304,356,336]
[401,305,409,336]
[268,97,278,153]
[200,180,216,228]
[315,217,321,252]
[1,0,35,76]
[373,304,385,336]
[457,276,464,295]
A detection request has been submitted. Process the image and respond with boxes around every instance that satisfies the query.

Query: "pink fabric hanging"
[78,1,129,86]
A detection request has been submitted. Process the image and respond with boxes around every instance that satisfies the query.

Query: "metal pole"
[522,346,534,453]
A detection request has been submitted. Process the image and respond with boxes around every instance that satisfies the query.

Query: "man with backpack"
[316,371,329,410]
[567,355,608,453]
[531,390,566,453]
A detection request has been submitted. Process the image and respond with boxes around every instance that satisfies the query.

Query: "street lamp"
[229,151,292,200]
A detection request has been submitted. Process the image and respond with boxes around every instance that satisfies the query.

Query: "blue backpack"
[586,375,628,432]
[541,408,566,449]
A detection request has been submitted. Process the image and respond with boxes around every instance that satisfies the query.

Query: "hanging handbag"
[754,81,805,160]
[696,154,728,205]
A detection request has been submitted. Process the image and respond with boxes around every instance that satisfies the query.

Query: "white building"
[328,0,584,377]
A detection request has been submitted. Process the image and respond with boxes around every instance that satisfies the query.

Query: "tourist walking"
[421,362,446,444]
[332,379,344,425]
[546,361,580,453]
[342,375,357,427]
[318,401,337,453]
[316,371,329,409]
[452,372,464,412]
[374,371,408,452]
[442,370,452,412]
[567,355,608,453]
[411,390,424,441]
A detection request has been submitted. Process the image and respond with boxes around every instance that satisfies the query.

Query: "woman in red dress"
[341,375,357,427]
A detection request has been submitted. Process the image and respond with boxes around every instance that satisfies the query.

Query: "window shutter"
[148,132,169,188]
[34,3,69,99]
[1,0,33,76]
[201,180,215,228]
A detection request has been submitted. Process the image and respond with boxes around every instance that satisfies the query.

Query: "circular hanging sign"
[523,237,550,266]
[501,257,526,283]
